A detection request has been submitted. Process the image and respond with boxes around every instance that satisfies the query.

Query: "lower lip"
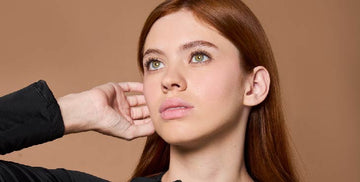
[160,107,193,120]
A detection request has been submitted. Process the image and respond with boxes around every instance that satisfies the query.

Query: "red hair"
[132,0,298,181]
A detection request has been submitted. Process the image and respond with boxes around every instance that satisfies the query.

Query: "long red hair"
[131,0,298,181]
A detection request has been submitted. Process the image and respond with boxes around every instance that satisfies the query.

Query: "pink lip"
[159,98,194,120]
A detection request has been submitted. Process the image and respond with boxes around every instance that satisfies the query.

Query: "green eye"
[191,53,209,63]
[148,60,164,70]
[152,61,161,68]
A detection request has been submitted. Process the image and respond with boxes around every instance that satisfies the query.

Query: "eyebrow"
[181,40,218,50]
[143,40,218,57]
[143,48,165,57]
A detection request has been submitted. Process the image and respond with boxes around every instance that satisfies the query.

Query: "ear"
[243,66,270,106]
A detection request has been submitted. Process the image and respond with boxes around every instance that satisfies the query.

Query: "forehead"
[144,10,231,52]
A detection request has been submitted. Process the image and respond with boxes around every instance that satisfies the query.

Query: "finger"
[127,120,155,139]
[131,106,150,119]
[111,83,133,124]
[133,118,151,125]
[127,95,146,107]
[118,82,143,93]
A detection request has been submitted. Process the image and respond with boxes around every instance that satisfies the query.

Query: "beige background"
[0,0,359,181]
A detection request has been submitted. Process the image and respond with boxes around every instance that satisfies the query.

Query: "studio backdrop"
[0,0,359,181]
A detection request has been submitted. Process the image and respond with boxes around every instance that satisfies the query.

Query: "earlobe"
[243,66,270,106]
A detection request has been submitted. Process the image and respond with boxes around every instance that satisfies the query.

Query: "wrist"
[57,92,92,134]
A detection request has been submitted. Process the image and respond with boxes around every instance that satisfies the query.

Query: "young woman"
[131,0,298,181]
[0,0,297,181]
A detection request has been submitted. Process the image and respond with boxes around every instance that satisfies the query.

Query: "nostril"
[162,83,182,92]
[171,83,180,88]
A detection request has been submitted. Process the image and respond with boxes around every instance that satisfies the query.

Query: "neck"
[162,108,253,182]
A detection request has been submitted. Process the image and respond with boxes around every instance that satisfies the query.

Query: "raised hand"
[58,82,154,140]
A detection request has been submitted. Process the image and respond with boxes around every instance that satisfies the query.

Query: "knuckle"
[131,108,136,118]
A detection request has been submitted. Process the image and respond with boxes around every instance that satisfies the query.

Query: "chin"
[156,122,211,148]
[155,121,186,138]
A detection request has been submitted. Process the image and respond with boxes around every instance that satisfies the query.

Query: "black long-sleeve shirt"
[0,80,163,182]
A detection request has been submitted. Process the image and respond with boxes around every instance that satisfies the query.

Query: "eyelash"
[143,50,212,71]
[190,50,212,63]
[143,57,160,70]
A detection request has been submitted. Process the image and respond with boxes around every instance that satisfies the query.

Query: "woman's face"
[143,10,247,146]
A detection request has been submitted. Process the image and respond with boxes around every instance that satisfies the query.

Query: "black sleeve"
[0,160,109,182]
[0,80,64,154]
[0,80,109,181]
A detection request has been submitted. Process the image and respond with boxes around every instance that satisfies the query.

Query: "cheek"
[191,63,244,108]
[183,62,245,140]
[143,76,161,116]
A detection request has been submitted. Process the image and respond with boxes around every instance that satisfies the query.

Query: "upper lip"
[159,98,194,113]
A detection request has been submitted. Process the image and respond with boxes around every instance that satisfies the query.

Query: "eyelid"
[190,50,212,63]
[143,57,157,67]
[143,57,164,71]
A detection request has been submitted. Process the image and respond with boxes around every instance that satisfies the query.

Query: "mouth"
[159,98,194,120]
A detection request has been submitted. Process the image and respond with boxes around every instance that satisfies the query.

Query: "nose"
[161,67,187,93]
